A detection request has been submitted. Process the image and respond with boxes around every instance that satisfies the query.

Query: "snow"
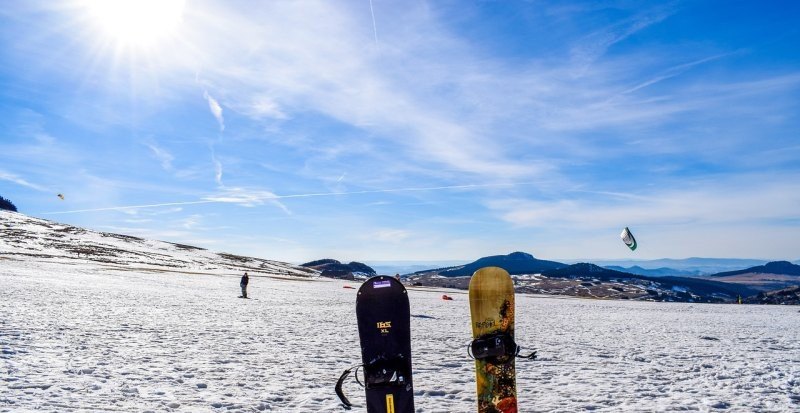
[2,258,799,412]
[1,211,798,412]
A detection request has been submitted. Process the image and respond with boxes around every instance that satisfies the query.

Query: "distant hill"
[708,261,800,292]
[542,263,757,300]
[587,258,768,275]
[367,260,467,276]
[543,263,642,280]
[743,286,800,305]
[400,253,795,303]
[301,259,376,280]
[655,276,759,299]
[712,261,800,278]
[416,251,566,277]
[409,261,759,303]
[604,265,703,277]
[0,211,317,278]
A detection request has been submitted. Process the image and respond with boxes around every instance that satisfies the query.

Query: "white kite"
[620,227,637,251]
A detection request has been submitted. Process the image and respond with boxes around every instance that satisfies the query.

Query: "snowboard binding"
[363,354,411,388]
[335,354,412,408]
[469,332,537,364]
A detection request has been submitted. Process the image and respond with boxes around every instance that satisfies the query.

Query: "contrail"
[41,200,219,215]
[40,182,536,215]
[369,0,378,44]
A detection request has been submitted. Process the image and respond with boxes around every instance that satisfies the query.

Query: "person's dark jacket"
[240,274,249,287]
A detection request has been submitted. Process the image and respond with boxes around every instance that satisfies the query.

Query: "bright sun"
[81,0,186,49]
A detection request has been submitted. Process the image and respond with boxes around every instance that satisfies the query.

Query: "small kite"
[620,227,637,251]
[57,194,65,200]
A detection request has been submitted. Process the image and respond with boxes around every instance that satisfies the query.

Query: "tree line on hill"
[0,195,17,212]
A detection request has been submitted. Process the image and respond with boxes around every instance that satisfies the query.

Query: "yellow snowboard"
[469,267,517,413]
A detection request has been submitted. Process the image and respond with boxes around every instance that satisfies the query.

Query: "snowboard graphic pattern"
[356,276,414,413]
[469,267,517,413]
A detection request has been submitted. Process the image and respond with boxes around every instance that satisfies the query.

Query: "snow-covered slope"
[1,211,799,411]
[0,211,317,278]
[2,258,799,411]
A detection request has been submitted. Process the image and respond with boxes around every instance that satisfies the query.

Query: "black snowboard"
[356,276,415,413]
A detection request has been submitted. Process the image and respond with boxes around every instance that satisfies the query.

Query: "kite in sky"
[620,227,637,251]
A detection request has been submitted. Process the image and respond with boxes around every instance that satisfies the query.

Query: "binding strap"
[335,364,362,408]
[363,354,410,388]
[335,354,411,408]
[469,332,538,363]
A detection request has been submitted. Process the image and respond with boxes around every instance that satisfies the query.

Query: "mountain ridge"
[0,210,317,278]
[584,257,769,274]
[300,259,376,280]
[4,210,796,304]
[542,263,757,299]
[603,265,703,277]
[412,251,566,277]
[712,261,800,278]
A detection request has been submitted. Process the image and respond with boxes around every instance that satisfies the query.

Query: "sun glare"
[82,0,186,48]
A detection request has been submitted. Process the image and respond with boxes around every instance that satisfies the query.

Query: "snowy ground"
[2,259,799,412]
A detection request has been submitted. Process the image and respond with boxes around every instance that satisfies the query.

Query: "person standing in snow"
[240,272,249,298]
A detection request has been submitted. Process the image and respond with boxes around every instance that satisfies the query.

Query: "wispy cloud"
[204,187,291,214]
[144,142,174,170]
[5,1,799,260]
[570,5,675,70]
[239,95,286,120]
[617,54,731,96]
[203,90,225,131]
[180,214,203,229]
[0,170,49,192]
[488,175,800,230]
[168,1,799,191]
[177,2,550,181]
[212,155,223,186]
[40,182,537,215]
[372,229,411,242]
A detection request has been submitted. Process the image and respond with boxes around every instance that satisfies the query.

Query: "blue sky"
[1,0,799,263]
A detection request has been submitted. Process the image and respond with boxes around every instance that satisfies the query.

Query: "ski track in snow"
[1,260,799,412]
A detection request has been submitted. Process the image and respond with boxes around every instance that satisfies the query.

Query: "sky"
[1,0,799,263]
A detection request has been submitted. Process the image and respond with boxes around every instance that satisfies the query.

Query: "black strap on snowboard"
[335,354,411,409]
[468,332,538,364]
[363,354,411,388]
[335,364,363,409]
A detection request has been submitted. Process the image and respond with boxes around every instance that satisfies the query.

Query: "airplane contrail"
[369,0,378,44]
[40,182,536,215]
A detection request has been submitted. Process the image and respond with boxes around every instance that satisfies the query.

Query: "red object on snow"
[442,294,453,301]
[343,285,355,289]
